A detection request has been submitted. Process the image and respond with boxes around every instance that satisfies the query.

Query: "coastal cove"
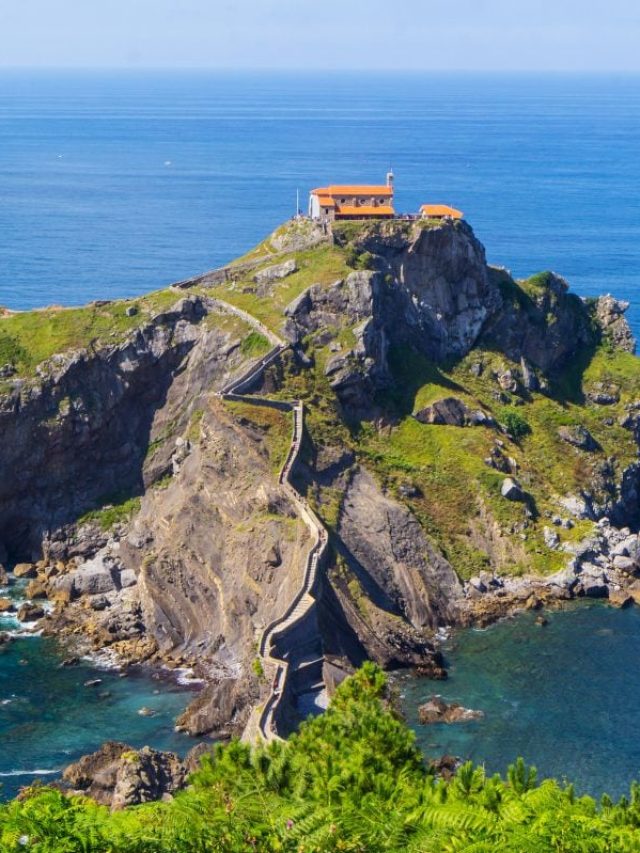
[0,577,205,801]
[402,601,640,799]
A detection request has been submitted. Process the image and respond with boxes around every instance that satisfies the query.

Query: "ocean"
[1,71,639,333]
[1,70,640,799]
[0,579,202,800]
[401,603,640,799]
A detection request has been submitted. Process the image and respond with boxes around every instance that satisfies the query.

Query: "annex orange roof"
[336,205,395,216]
[420,204,464,219]
[312,185,393,197]
[316,196,336,207]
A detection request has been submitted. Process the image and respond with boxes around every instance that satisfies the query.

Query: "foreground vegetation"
[2,665,640,851]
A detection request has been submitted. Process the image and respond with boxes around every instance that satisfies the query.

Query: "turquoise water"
[1,72,639,335]
[0,578,203,800]
[402,603,640,799]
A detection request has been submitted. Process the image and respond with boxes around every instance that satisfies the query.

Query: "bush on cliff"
[2,663,640,851]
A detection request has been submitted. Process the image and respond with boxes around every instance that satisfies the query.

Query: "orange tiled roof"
[316,196,336,207]
[420,204,464,219]
[337,205,395,216]
[312,185,393,197]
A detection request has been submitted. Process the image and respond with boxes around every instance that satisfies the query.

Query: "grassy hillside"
[3,664,640,852]
[203,221,640,580]
[5,220,639,582]
[0,289,262,389]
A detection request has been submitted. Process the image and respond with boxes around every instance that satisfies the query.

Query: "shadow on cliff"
[0,343,193,563]
[374,344,467,419]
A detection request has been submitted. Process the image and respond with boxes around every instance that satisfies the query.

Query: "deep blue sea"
[1,71,640,799]
[1,72,639,332]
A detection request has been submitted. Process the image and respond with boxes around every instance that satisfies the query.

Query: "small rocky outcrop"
[253,259,297,292]
[501,477,526,501]
[596,295,636,354]
[62,742,187,810]
[415,397,495,428]
[428,754,462,780]
[480,270,595,373]
[348,220,500,360]
[176,676,259,738]
[557,425,599,452]
[418,695,484,724]
[587,381,620,406]
[17,602,44,622]
[269,219,328,253]
[13,563,37,579]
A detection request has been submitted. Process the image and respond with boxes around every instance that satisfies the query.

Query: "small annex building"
[309,173,395,221]
[420,204,464,220]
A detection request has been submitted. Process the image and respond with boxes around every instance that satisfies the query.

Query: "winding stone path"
[214,299,329,742]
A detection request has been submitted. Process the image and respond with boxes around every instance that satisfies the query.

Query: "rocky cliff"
[1,216,639,741]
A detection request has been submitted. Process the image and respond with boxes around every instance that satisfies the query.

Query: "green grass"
[345,337,640,578]
[224,400,293,475]
[212,245,350,333]
[240,330,270,358]
[78,495,142,531]
[0,289,183,377]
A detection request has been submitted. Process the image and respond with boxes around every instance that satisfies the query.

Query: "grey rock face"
[336,468,462,632]
[501,478,525,501]
[480,271,597,373]
[285,272,390,411]
[374,222,501,360]
[62,742,185,810]
[415,397,495,428]
[557,425,598,452]
[520,357,539,391]
[596,295,636,354]
[0,296,218,561]
[176,676,258,737]
[560,494,595,520]
[253,258,297,289]
[543,527,560,549]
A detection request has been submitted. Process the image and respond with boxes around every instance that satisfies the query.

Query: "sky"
[1,0,639,72]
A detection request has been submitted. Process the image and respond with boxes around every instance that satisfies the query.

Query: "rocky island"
[1,215,639,750]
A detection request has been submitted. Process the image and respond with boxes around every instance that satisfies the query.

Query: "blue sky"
[1,0,639,71]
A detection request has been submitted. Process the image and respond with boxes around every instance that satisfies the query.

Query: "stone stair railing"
[213,299,329,742]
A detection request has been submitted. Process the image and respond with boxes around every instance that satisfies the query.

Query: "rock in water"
[418,695,484,724]
[608,589,633,609]
[17,602,44,622]
[62,741,186,809]
[13,563,37,579]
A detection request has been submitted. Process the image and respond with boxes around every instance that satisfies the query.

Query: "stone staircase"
[214,299,329,742]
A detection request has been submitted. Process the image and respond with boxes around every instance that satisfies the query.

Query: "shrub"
[501,408,532,440]
[355,250,375,270]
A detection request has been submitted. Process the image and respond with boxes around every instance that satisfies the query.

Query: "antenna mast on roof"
[386,168,394,189]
